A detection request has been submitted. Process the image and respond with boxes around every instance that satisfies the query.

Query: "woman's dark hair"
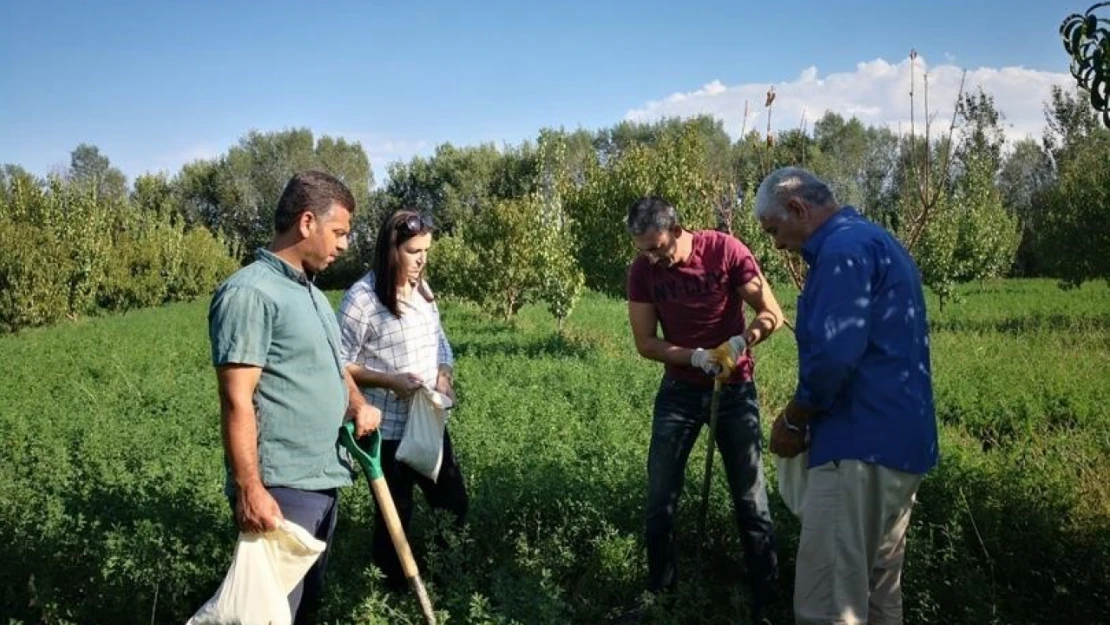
[372,207,434,316]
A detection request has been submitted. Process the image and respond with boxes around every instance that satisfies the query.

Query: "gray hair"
[753,167,836,220]
[625,196,679,236]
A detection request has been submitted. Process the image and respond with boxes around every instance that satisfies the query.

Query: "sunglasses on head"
[397,213,434,235]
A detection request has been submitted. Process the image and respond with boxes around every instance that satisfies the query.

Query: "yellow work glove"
[708,335,747,381]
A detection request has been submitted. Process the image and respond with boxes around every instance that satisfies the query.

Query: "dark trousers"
[645,376,779,612]
[372,429,468,589]
[226,486,338,625]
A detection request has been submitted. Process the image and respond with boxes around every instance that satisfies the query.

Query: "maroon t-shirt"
[627,230,761,388]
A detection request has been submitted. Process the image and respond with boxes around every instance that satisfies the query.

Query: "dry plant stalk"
[904,48,967,252]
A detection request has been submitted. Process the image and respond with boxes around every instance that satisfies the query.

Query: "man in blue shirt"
[753,167,938,625]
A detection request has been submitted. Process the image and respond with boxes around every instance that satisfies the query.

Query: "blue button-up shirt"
[794,207,939,475]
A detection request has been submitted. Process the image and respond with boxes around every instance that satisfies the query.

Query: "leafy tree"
[565,119,722,297]
[1035,86,1110,286]
[382,142,536,235]
[68,143,128,202]
[131,173,176,219]
[534,130,586,332]
[173,128,374,274]
[455,196,546,320]
[998,138,1055,275]
[1037,146,1110,287]
[950,88,1021,283]
[595,115,733,183]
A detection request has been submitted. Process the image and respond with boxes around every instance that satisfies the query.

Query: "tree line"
[2,84,1107,333]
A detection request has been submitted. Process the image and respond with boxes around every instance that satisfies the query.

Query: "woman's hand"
[391,372,424,399]
[436,367,455,403]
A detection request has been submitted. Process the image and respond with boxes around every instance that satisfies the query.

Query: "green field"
[2,279,1108,624]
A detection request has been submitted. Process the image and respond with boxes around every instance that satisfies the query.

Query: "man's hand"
[706,335,747,380]
[236,482,283,534]
[350,401,381,436]
[769,414,809,458]
[390,372,424,399]
[690,348,719,375]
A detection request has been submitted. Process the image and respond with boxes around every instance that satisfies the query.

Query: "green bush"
[170,227,240,301]
[0,174,238,332]
[0,221,72,331]
[97,230,171,311]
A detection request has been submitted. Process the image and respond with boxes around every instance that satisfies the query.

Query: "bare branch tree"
[904,49,967,252]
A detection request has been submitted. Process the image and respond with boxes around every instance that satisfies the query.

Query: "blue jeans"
[226,487,338,625]
[646,376,779,611]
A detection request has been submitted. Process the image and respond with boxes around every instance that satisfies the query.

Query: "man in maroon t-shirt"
[625,195,786,622]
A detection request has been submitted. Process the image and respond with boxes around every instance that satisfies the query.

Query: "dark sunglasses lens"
[399,215,428,233]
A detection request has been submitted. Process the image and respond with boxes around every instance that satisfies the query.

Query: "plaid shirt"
[337,273,455,440]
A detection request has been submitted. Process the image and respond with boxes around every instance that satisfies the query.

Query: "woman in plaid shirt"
[337,207,468,593]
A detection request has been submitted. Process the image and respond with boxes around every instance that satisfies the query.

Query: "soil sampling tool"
[340,422,437,625]
[695,377,724,571]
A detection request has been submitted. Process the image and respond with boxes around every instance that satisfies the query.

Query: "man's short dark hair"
[274,170,356,234]
[626,196,679,236]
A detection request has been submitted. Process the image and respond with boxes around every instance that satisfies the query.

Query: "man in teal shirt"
[208,170,380,624]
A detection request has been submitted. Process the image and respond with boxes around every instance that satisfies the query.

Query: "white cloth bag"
[396,386,453,482]
[776,451,810,519]
[186,519,326,625]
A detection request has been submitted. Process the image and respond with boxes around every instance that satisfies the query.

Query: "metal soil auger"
[695,376,724,572]
[694,340,741,570]
[340,423,438,625]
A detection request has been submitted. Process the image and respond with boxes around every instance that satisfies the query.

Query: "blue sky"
[0,0,1081,186]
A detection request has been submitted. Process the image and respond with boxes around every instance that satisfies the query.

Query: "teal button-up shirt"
[208,248,354,492]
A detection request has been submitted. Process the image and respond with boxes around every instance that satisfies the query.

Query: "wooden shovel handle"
[370,477,437,624]
[370,477,419,577]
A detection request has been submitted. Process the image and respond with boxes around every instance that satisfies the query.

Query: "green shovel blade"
[339,421,384,481]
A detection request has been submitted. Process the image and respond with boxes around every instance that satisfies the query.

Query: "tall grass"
[0,279,1106,624]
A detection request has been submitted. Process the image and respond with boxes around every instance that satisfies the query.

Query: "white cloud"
[625,55,1074,146]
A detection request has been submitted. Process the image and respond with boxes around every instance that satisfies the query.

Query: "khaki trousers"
[794,460,923,625]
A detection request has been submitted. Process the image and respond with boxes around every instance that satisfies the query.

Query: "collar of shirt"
[255,247,312,285]
[801,206,861,266]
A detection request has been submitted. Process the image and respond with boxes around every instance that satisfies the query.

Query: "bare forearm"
[346,364,394,389]
[437,363,454,387]
[636,336,696,367]
[221,403,262,490]
[745,309,782,348]
[344,370,368,415]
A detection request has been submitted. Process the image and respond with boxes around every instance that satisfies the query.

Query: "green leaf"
[1062,13,1083,40]
[1092,77,1109,110]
